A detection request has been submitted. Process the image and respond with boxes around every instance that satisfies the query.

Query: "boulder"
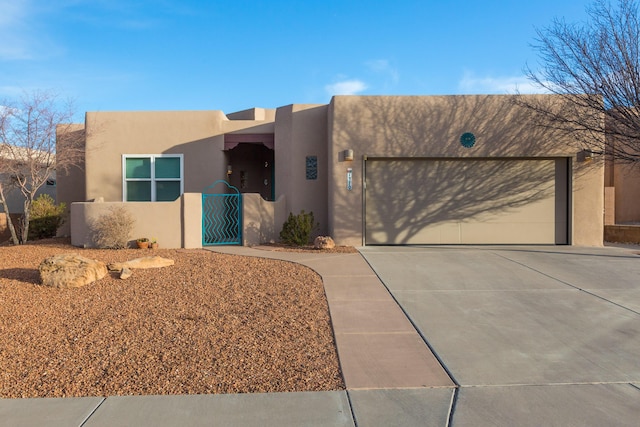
[314,236,335,250]
[39,253,108,289]
[108,256,174,272]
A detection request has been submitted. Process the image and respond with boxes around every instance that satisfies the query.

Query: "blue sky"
[1,0,591,122]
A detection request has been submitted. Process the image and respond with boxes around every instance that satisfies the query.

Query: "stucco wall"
[71,199,183,248]
[612,162,640,223]
[274,104,329,237]
[84,111,231,202]
[56,123,86,236]
[242,193,286,245]
[328,95,604,246]
[182,192,202,249]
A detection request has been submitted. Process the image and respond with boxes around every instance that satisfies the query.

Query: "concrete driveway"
[359,245,640,426]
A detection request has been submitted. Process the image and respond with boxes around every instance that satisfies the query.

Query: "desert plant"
[27,194,66,240]
[280,210,317,246]
[90,206,135,249]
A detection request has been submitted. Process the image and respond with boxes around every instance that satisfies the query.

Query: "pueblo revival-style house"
[57,95,605,248]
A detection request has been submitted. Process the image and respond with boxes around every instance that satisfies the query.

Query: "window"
[123,155,183,201]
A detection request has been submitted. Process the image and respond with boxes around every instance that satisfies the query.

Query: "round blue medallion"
[460,132,476,148]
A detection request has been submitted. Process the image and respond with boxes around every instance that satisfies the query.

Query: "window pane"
[126,181,151,201]
[126,158,151,179]
[156,181,180,201]
[155,157,180,179]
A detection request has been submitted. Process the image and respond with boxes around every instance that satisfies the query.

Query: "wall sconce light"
[227,165,232,175]
[343,149,354,161]
[577,149,602,162]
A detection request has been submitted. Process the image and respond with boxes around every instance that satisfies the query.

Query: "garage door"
[365,158,568,245]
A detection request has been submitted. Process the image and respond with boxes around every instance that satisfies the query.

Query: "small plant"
[90,206,135,249]
[28,194,66,240]
[137,237,149,242]
[280,210,317,246]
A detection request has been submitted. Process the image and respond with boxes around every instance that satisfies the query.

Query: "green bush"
[90,206,135,249]
[280,210,317,246]
[28,194,66,240]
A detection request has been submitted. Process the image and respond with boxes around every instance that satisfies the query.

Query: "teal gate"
[202,180,242,246]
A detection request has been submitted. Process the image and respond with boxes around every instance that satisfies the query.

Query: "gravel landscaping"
[0,239,344,398]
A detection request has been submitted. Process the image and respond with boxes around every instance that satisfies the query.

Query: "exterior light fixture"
[343,149,354,161]
[577,149,602,162]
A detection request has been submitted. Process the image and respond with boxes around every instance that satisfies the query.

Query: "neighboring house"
[603,147,640,226]
[57,95,604,249]
[0,146,57,241]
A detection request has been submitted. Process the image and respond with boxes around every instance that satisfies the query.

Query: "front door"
[227,143,274,201]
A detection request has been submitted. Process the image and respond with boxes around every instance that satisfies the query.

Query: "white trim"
[122,154,184,202]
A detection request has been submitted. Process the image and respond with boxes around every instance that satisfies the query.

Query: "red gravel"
[0,239,344,398]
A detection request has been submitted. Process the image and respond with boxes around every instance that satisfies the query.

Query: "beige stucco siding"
[611,162,640,223]
[328,95,604,246]
[275,104,329,236]
[84,111,229,202]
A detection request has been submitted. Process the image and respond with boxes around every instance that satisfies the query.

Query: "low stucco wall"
[243,194,286,246]
[182,193,202,249]
[70,193,285,249]
[612,162,640,224]
[71,199,183,248]
[604,225,640,244]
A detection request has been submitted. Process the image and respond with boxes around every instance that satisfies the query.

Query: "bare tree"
[520,0,640,163]
[0,90,83,244]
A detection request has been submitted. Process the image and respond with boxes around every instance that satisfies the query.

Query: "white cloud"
[325,79,368,96]
[458,72,549,94]
[366,59,399,85]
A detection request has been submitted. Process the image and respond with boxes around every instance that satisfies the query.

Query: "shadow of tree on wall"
[332,95,598,244]
[364,158,560,244]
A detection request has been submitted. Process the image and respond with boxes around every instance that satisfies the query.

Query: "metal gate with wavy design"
[202,180,242,246]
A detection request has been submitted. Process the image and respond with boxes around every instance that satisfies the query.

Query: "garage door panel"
[460,222,555,244]
[365,159,568,245]
[463,197,556,224]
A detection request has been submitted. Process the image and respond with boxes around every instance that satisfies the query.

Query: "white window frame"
[122,154,184,202]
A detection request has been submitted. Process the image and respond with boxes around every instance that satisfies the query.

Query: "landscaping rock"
[314,236,335,250]
[119,267,133,280]
[39,253,108,288]
[108,256,174,272]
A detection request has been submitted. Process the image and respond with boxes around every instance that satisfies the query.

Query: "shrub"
[280,210,317,246]
[90,206,135,249]
[28,194,66,240]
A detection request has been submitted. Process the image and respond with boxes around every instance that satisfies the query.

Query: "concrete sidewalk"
[0,246,454,426]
